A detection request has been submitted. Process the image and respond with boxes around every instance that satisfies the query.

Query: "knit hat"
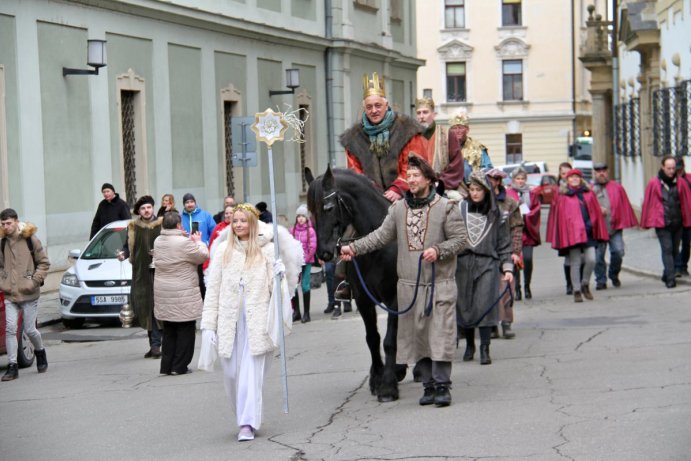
[101,183,115,192]
[566,169,583,178]
[133,195,155,215]
[182,193,196,204]
[256,202,268,212]
[295,204,309,217]
[485,168,508,179]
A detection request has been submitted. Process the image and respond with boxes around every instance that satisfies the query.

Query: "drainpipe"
[571,0,577,157]
[611,0,620,181]
[325,0,336,167]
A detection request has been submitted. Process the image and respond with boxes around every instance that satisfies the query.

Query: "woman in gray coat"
[456,172,513,365]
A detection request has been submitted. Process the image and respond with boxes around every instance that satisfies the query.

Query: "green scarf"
[362,107,395,158]
[405,187,437,209]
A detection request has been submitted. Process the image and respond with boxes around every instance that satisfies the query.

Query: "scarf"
[468,195,491,215]
[362,107,395,158]
[511,183,531,207]
[422,121,436,140]
[404,187,437,209]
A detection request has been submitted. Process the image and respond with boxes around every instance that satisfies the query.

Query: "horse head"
[306,165,349,262]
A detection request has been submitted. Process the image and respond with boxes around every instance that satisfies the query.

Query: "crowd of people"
[2,71,690,444]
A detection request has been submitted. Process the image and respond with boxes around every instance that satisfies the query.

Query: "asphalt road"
[2,242,691,461]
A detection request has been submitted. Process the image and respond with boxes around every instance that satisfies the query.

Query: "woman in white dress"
[201,203,279,442]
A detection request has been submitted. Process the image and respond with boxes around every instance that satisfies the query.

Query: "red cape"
[640,176,691,229]
[507,188,541,246]
[549,189,609,250]
[603,181,639,230]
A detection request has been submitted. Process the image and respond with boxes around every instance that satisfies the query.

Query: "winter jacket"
[290,222,317,264]
[201,222,276,358]
[0,223,50,302]
[90,194,131,239]
[181,207,217,245]
[153,229,209,322]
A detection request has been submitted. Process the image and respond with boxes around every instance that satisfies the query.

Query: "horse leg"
[377,312,401,402]
[356,298,384,396]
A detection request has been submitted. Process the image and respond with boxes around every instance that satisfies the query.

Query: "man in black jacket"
[90,183,131,239]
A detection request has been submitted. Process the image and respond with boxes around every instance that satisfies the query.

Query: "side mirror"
[68,249,81,259]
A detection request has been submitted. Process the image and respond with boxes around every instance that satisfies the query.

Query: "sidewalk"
[621,226,690,285]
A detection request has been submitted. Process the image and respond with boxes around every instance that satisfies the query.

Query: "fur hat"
[295,204,309,217]
[182,193,196,204]
[133,195,155,215]
[407,154,437,181]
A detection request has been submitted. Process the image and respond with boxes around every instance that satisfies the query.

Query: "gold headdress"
[362,72,386,99]
[233,203,260,218]
[449,109,469,127]
[415,97,435,111]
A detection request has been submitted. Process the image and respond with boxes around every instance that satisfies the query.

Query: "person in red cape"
[203,204,233,273]
[640,155,691,288]
[674,157,691,277]
[507,167,542,300]
[591,162,639,290]
[547,162,580,295]
[548,169,608,302]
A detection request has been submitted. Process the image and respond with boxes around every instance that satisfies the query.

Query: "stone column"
[590,89,613,166]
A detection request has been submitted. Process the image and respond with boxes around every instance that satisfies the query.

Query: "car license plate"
[91,295,127,305]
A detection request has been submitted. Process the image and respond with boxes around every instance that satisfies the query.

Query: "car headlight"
[61,273,80,287]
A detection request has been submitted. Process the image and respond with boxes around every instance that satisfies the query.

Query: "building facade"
[582,0,690,210]
[416,0,604,172]
[0,0,423,282]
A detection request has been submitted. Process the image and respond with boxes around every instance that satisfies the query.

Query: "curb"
[621,265,691,286]
[37,318,62,329]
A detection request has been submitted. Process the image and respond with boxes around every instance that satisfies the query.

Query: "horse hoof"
[377,395,397,403]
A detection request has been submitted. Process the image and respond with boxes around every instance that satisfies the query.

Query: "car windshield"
[82,227,128,260]
[526,175,542,187]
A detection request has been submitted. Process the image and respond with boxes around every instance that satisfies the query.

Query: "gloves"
[273,258,286,277]
[202,329,217,346]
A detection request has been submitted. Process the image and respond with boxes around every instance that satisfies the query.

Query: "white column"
[152,39,173,194]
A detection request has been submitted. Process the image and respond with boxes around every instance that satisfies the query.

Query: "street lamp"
[269,68,300,96]
[63,39,107,77]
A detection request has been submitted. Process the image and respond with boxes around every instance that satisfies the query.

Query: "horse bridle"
[322,190,356,247]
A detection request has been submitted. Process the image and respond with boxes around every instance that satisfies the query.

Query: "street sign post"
[231,116,257,200]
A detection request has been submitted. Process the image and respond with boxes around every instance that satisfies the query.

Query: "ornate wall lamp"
[63,39,107,77]
[269,68,300,96]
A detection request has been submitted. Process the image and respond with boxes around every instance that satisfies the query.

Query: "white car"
[59,220,132,328]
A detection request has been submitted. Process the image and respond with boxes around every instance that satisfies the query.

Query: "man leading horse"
[340,155,467,407]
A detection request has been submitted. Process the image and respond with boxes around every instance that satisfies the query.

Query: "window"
[446,62,466,102]
[505,134,523,164]
[502,0,522,26]
[444,0,465,29]
[502,60,523,101]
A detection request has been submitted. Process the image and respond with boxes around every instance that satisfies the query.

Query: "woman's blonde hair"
[223,204,264,268]
[161,193,175,208]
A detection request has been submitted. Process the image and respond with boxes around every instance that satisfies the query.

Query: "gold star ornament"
[251,108,288,146]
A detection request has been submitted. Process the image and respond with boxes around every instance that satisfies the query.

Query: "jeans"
[595,231,625,286]
[324,261,336,304]
[569,246,595,289]
[299,264,312,293]
[674,227,691,274]
[4,298,44,364]
[656,225,682,282]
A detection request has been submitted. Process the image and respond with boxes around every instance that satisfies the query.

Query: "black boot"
[501,321,515,339]
[343,301,352,312]
[35,349,48,373]
[514,269,522,301]
[331,304,342,319]
[434,385,452,407]
[524,285,532,299]
[480,345,492,365]
[323,302,335,314]
[301,292,311,323]
[564,265,573,295]
[2,363,18,381]
[419,385,435,405]
[292,293,301,322]
[515,286,522,301]
[462,329,475,361]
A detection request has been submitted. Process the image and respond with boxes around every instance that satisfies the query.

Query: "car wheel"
[62,318,85,329]
[16,324,36,368]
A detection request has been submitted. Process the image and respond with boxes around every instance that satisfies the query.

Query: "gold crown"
[415,97,435,111]
[362,72,386,99]
[449,110,469,127]
[233,203,260,218]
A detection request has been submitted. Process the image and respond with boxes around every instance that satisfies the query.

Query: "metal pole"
[242,121,249,201]
[611,0,620,181]
[266,145,289,414]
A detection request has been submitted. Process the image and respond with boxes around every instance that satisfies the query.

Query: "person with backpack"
[1,208,51,381]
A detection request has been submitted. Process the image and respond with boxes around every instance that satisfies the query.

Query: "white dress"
[220,277,273,430]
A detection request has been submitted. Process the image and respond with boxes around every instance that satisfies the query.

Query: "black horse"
[305,166,406,402]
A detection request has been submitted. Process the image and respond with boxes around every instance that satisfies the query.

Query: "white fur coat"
[201,221,304,357]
